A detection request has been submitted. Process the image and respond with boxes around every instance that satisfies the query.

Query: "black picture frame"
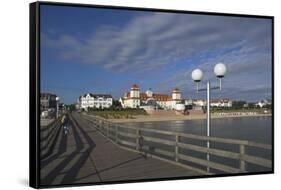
[30,1,274,189]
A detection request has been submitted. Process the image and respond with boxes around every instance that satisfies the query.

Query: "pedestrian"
[61,115,68,135]
[64,125,68,135]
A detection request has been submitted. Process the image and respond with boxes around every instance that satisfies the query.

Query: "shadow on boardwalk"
[40,112,199,186]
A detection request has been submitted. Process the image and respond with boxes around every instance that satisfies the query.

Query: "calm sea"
[122,116,272,173]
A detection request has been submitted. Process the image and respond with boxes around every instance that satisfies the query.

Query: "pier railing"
[40,116,62,159]
[82,114,272,175]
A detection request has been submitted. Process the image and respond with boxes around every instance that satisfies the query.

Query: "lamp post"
[56,96,60,119]
[191,63,227,173]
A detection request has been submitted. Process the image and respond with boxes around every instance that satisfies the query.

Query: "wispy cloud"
[41,12,272,101]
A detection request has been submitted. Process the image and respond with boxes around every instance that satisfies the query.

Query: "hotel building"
[119,84,185,111]
[79,93,113,109]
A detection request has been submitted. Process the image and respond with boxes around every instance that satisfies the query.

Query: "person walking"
[61,115,68,135]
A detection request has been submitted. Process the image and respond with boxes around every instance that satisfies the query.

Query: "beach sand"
[106,113,272,123]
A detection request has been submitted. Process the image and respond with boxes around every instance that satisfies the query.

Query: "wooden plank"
[247,141,272,150]
[143,136,175,146]
[180,133,249,146]
[154,148,175,158]
[178,142,240,160]
[242,154,272,168]
[178,153,241,173]
[118,131,137,139]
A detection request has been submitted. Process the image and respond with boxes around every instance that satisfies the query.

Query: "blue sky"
[40,4,272,104]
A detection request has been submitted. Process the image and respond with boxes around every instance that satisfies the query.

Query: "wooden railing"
[40,116,62,159]
[81,114,272,175]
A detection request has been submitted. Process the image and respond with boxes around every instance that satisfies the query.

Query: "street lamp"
[56,96,60,119]
[191,63,227,173]
[214,63,227,90]
[191,69,203,92]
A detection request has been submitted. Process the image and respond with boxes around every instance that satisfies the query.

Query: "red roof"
[124,85,179,102]
[140,93,172,101]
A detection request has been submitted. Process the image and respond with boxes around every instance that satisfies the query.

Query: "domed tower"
[172,88,181,100]
[145,88,153,98]
[130,84,140,98]
[129,84,140,108]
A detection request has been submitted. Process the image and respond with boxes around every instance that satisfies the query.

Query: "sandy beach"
[106,113,272,123]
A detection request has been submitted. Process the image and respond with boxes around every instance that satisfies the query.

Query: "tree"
[112,100,122,108]
[68,104,76,112]
[232,101,247,109]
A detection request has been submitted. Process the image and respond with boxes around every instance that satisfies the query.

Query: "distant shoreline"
[107,113,272,123]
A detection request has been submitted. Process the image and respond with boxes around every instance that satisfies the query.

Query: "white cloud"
[41,12,272,101]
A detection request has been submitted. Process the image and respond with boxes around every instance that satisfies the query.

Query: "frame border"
[29,1,274,189]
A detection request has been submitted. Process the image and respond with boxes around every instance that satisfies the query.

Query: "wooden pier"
[82,113,272,174]
[40,112,201,186]
[40,112,272,186]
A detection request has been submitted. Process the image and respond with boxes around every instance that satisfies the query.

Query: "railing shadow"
[41,113,97,185]
[75,154,144,182]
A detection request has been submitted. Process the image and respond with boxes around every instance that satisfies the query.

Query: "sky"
[40,4,272,104]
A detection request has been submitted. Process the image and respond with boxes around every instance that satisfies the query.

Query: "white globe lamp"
[191,69,204,82]
[214,63,227,78]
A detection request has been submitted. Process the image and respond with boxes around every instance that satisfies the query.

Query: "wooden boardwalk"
[40,112,200,186]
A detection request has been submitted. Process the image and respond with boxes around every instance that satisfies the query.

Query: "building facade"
[79,93,113,109]
[119,84,185,111]
[40,93,57,111]
[255,99,272,108]
[192,99,207,107]
[210,99,232,108]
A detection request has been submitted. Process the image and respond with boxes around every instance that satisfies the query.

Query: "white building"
[256,99,271,108]
[184,99,193,106]
[210,99,232,108]
[193,99,207,107]
[119,84,185,111]
[79,93,113,109]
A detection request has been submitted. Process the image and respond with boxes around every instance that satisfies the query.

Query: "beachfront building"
[119,84,185,111]
[184,99,193,106]
[40,93,58,111]
[40,92,59,118]
[210,99,232,108]
[255,99,272,108]
[193,99,207,107]
[79,93,113,109]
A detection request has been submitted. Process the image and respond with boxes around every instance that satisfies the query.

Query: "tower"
[145,88,153,98]
[172,88,181,100]
[130,84,140,108]
[130,84,140,98]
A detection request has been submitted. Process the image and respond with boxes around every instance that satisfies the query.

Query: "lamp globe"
[214,63,227,78]
[191,69,204,82]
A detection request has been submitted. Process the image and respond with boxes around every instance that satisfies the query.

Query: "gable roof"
[82,93,112,99]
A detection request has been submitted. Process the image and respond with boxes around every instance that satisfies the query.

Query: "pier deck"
[40,112,200,186]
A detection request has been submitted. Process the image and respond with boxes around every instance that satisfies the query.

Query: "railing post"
[115,125,118,143]
[106,123,109,138]
[240,144,246,171]
[102,121,105,134]
[136,129,140,151]
[175,134,179,162]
